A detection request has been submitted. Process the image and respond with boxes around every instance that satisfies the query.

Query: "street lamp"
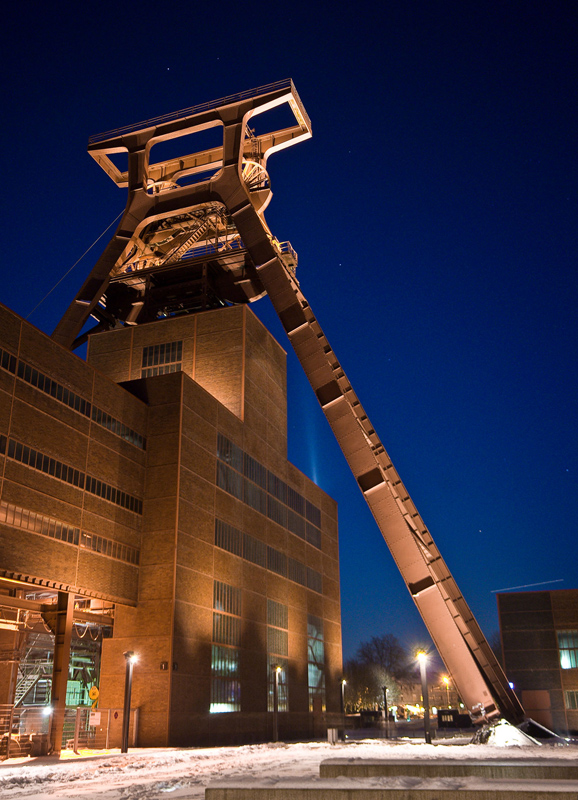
[416,651,431,744]
[273,665,282,742]
[442,676,451,707]
[121,651,138,753]
[341,679,346,715]
[382,686,389,739]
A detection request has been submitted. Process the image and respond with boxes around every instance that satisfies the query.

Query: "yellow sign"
[88,686,99,701]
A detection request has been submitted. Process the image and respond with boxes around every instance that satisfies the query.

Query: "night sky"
[2,2,577,663]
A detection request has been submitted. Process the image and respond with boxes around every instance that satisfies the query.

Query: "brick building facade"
[498,589,578,734]
[0,301,342,746]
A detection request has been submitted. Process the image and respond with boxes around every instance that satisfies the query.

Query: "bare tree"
[343,658,400,712]
[356,633,412,681]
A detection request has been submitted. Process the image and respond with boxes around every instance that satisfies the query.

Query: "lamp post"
[417,652,431,744]
[121,651,137,753]
[341,679,346,715]
[273,665,281,742]
[442,676,451,707]
[382,686,389,739]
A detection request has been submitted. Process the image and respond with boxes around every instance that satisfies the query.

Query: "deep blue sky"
[2,2,577,664]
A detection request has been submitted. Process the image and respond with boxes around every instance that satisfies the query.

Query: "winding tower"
[53,79,524,725]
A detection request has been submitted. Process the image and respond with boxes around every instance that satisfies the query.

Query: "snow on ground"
[1,737,578,800]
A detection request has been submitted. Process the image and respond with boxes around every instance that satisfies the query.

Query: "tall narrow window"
[307,614,326,712]
[558,631,578,669]
[141,340,182,377]
[267,600,289,712]
[211,581,241,712]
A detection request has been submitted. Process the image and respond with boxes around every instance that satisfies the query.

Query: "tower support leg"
[49,591,74,755]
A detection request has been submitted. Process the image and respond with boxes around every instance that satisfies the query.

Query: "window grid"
[9,358,145,449]
[216,463,243,500]
[267,599,288,630]
[216,434,243,472]
[0,435,143,515]
[213,613,241,646]
[243,531,267,568]
[267,546,287,578]
[0,346,17,374]
[288,558,306,586]
[267,627,289,657]
[307,614,326,712]
[267,496,286,527]
[216,435,322,550]
[244,479,267,514]
[215,519,322,593]
[142,363,180,378]
[141,341,182,376]
[215,519,243,557]
[90,407,145,449]
[565,690,578,710]
[306,523,321,549]
[0,500,79,546]
[210,645,240,713]
[213,580,241,616]
[244,453,267,489]
[0,500,139,565]
[267,600,289,712]
[212,581,241,714]
[558,631,578,669]
[267,655,289,712]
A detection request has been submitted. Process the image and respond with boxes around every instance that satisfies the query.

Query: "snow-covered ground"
[2,736,578,800]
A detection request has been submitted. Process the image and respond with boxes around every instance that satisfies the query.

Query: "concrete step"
[206,776,578,800]
[320,757,578,781]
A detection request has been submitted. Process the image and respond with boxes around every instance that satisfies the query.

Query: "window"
[211,581,241,713]
[217,434,243,472]
[244,479,267,514]
[215,435,323,550]
[287,509,306,540]
[267,546,287,577]
[213,613,240,646]
[288,558,306,586]
[2,435,142,514]
[267,496,286,527]
[214,580,241,616]
[243,532,267,568]
[307,568,323,594]
[307,614,326,712]
[214,519,321,592]
[0,347,17,374]
[244,453,267,489]
[305,501,321,528]
[558,631,578,669]
[0,500,139,563]
[565,690,578,710]
[268,600,288,712]
[216,462,242,500]
[141,340,182,377]
[306,523,321,549]
[215,519,243,557]
[210,646,240,713]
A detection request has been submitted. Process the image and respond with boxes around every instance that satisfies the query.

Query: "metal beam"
[48,591,74,755]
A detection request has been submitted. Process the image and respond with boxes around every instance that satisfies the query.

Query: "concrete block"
[319,757,578,780]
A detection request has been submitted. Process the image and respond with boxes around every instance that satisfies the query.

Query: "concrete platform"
[319,757,578,780]
[205,776,578,800]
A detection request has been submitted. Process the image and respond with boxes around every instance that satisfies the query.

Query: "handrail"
[88,79,301,145]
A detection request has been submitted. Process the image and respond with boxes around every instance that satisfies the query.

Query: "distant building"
[397,678,460,714]
[497,589,578,733]
[0,302,342,746]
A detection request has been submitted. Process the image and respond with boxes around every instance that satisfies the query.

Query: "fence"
[0,705,139,757]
